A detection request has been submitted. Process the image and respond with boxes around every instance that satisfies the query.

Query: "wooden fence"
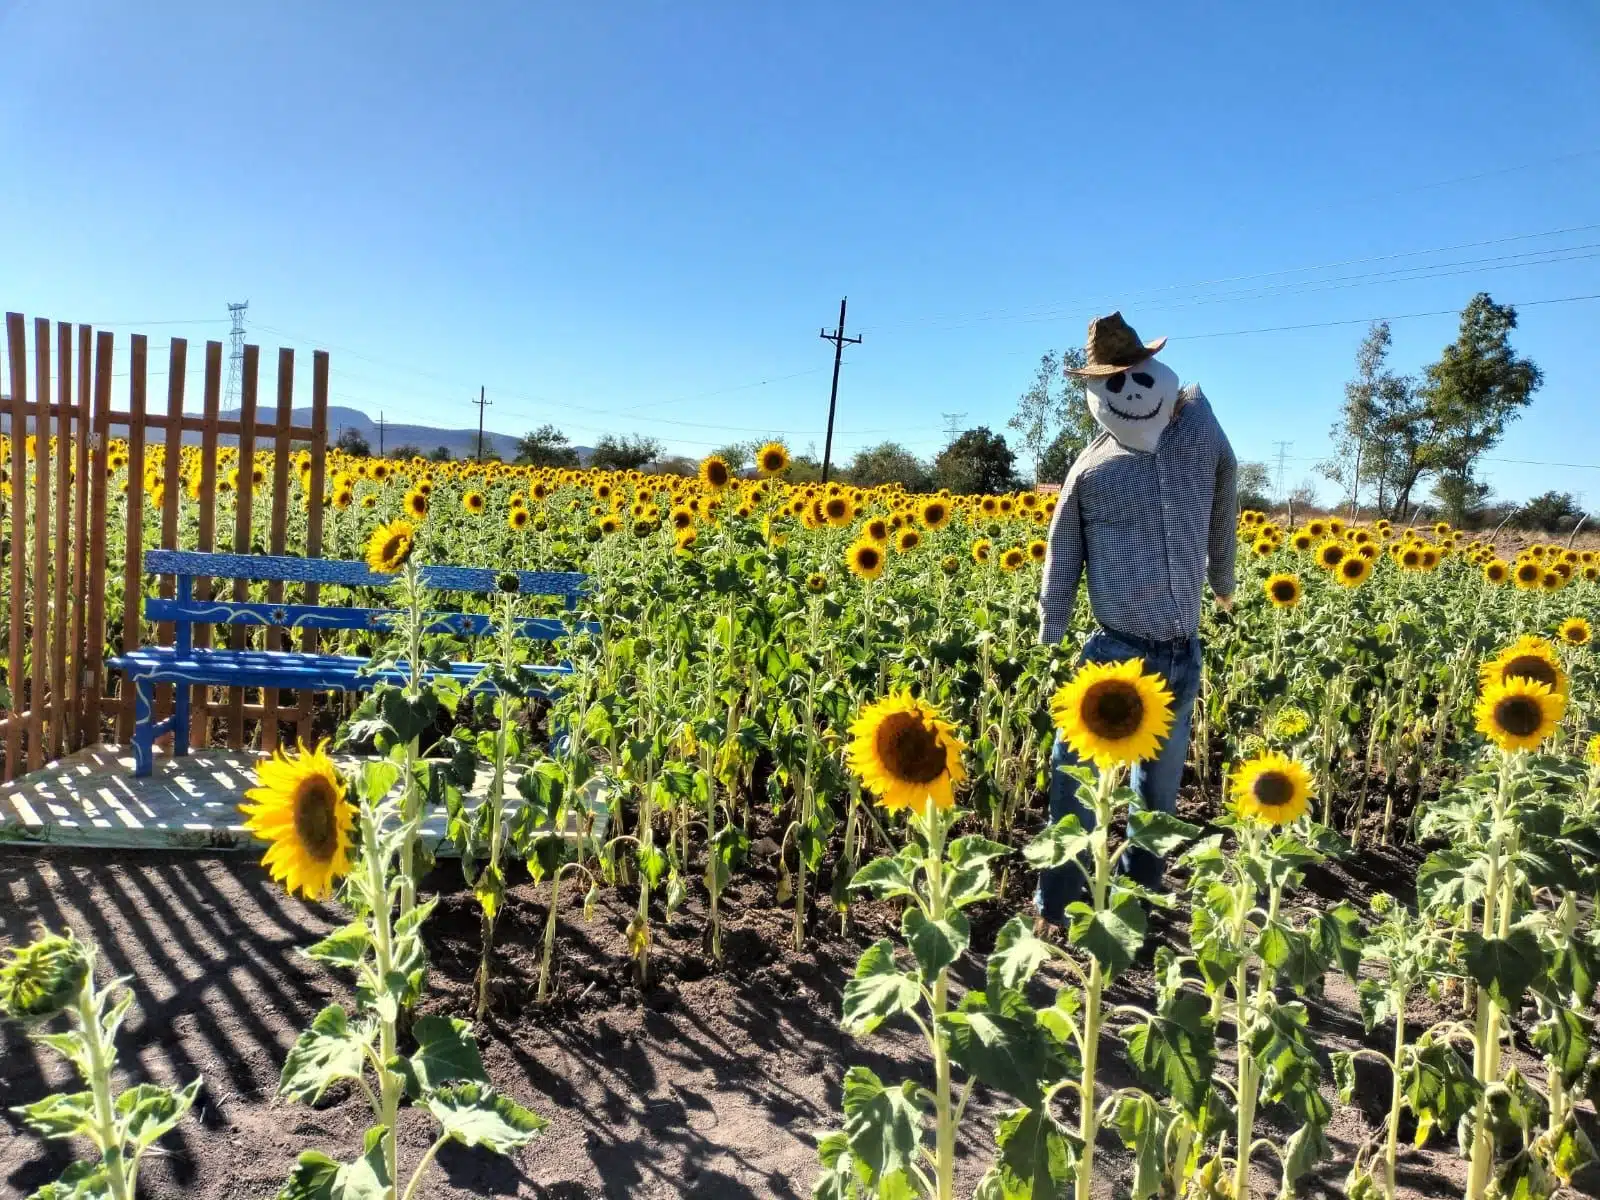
[0,312,330,783]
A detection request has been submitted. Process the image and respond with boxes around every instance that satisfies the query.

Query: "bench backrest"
[140,550,595,649]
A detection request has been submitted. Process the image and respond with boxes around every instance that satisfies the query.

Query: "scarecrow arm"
[1038,474,1084,645]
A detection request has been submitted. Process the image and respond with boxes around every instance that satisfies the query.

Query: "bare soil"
[0,813,1593,1199]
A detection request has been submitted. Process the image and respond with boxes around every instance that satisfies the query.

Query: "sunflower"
[999,546,1026,572]
[1558,617,1592,647]
[919,498,951,530]
[1479,636,1567,696]
[463,490,486,514]
[805,571,827,594]
[823,495,853,526]
[1541,569,1565,592]
[940,554,960,576]
[1315,540,1347,570]
[508,506,530,531]
[1020,538,1045,564]
[1399,546,1423,571]
[865,517,890,543]
[1264,573,1302,608]
[896,527,922,552]
[1306,519,1328,539]
[1290,530,1315,553]
[847,538,885,581]
[846,691,967,814]
[1475,677,1566,753]
[1269,706,1311,739]
[1050,659,1175,770]
[972,538,992,564]
[1252,536,1277,558]
[1484,559,1509,584]
[754,442,790,476]
[240,740,355,900]
[699,455,733,490]
[1588,733,1600,766]
[1514,560,1543,589]
[1355,542,1379,561]
[1335,555,1372,588]
[365,519,415,574]
[333,487,354,509]
[403,489,428,520]
[1231,752,1314,826]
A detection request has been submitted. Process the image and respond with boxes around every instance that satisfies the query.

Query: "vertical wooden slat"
[116,335,148,742]
[152,339,186,732]
[4,314,27,780]
[68,325,92,750]
[27,318,52,772]
[189,341,223,748]
[226,344,259,749]
[49,323,71,762]
[294,350,331,744]
[260,349,294,751]
[82,331,111,745]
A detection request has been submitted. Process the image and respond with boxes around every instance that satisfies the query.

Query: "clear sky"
[4,0,1599,504]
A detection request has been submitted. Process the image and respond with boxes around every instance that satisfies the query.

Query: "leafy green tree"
[389,444,423,460]
[1321,322,1417,517]
[1420,294,1542,525]
[1009,347,1095,482]
[1519,490,1586,532]
[515,424,581,468]
[1237,462,1273,513]
[588,433,663,471]
[709,441,757,474]
[847,442,932,490]
[335,427,371,457]
[428,445,452,462]
[933,427,1018,495]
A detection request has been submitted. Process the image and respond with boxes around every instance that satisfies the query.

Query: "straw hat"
[1067,312,1168,377]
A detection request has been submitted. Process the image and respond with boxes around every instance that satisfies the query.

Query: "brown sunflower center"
[1321,546,1344,565]
[1270,580,1298,602]
[1492,695,1544,738]
[293,778,341,863]
[1251,770,1295,810]
[856,546,882,570]
[762,450,785,471]
[1080,680,1146,741]
[379,532,410,566]
[826,499,847,518]
[707,462,730,487]
[1564,624,1590,645]
[1517,563,1539,581]
[1341,559,1363,579]
[873,712,949,785]
[1500,655,1557,688]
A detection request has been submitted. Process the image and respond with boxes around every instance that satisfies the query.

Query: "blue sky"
[3,0,1599,503]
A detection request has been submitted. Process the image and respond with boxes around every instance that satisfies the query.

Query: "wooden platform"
[0,743,605,854]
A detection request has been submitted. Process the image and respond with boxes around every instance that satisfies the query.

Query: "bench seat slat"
[108,646,572,691]
[142,549,588,599]
[142,598,600,640]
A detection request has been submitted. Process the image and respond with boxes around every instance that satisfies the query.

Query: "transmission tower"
[942,412,967,444]
[224,301,248,408]
[1273,441,1293,508]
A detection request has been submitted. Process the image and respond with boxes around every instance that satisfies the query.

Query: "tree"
[1419,294,1542,525]
[1008,347,1096,482]
[1237,462,1273,513]
[428,445,452,462]
[589,433,663,472]
[651,455,697,476]
[390,443,422,460]
[847,442,932,491]
[932,427,1018,495]
[1288,477,1320,513]
[515,424,581,468]
[1320,322,1414,516]
[709,442,757,474]
[335,427,371,456]
[1519,490,1587,532]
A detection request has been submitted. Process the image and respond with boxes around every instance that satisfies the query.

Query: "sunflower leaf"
[903,908,970,983]
[1124,811,1203,857]
[1024,814,1092,871]
[279,1004,375,1105]
[948,836,1011,871]
[14,1091,98,1141]
[849,853,921,901]
[117,1078,201,1149]
[987,915,1055,992]
[842,940,922,1036]
[424,1082,547,1154]
[1066,892,1146,979]
[841,1066,922,1182]
[302,922,371,970]
[1122,990,1216,1117]
[1461,926,1547,1006]
[394,1014,488,1101]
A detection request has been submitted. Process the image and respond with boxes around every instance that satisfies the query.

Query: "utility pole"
[1273,441,1293,510]
[818,297,862,484]
[377,412,386,457]
[472,386,491,462]
[941,412,967,446]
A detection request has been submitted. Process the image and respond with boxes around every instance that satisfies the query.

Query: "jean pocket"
[1081,629,1140,666]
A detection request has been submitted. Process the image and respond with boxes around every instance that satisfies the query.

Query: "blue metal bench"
[108,549,593,777]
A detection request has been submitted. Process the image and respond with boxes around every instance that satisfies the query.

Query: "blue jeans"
[1034,626,1202,924]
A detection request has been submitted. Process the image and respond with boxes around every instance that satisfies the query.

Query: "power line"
[818,297,862,484]
[1169,292,1600,342]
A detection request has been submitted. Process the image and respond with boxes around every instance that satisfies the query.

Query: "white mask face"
[1084,357,1179,453]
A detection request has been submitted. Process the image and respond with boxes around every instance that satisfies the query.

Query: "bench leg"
[131,679,156,778]
[172,682,191,759]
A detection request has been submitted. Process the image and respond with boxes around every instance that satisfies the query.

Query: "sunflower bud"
[0,929,90,1022]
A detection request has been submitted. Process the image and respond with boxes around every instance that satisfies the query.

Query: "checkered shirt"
[1037,386,1238,645]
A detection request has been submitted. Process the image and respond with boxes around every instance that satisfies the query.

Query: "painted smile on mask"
[1101,370,1162,421]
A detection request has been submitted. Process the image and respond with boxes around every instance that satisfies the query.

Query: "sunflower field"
[6,429,1600,1200]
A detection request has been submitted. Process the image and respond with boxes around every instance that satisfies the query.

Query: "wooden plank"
[295,350,330,744]
[157,340,186,634]
[116,334,148,743]
[68,325,92,751]
[28,318,52,772]
[190,341,223,748]
[4,314,27,781]
[260,349,294,751]
[82,332,112,746]
[49,323,72,763]
[226,345,258,750]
